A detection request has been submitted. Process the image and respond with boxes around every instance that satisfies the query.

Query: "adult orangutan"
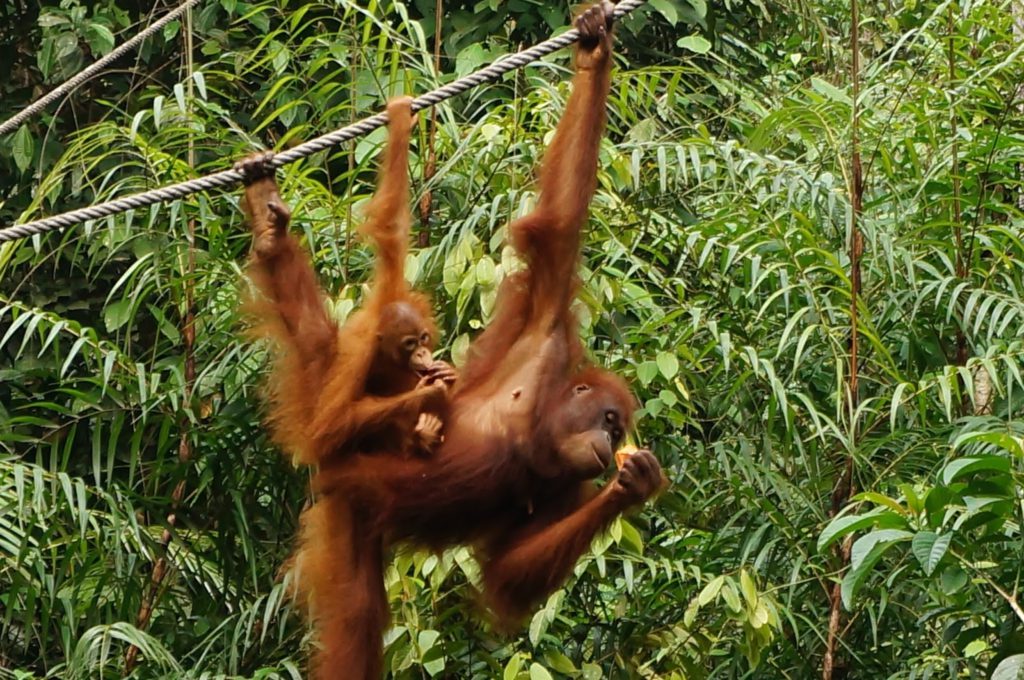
[294,2,666,677]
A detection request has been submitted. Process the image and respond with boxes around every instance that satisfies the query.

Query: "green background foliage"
[2,0,1024,677]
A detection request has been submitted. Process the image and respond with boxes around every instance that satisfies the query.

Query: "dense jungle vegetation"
[2,0,1024,677]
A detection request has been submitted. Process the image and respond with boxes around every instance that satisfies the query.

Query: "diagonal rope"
[0,0,204,138]
[0,0,646,246]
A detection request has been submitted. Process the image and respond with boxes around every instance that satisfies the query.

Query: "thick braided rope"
[0,0,203,138]
[0,0,645,245]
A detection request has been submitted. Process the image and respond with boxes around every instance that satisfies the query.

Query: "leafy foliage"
[2,0,1024,677]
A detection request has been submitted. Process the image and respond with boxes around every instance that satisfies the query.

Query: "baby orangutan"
[237,97,455,465]
[238,97,459,679]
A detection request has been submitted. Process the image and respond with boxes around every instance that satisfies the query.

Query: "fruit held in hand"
[615,444,639,470]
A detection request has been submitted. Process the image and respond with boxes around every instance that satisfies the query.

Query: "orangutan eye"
[403,337,418,352]
[574,384,590,395]
[420,331,430,344]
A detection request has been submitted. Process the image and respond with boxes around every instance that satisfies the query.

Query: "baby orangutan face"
[377,301,434,374]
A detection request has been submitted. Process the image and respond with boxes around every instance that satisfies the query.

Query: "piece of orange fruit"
[614,444,639,470]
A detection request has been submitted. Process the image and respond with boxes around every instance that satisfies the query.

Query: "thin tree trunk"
[823,0,863,676]
[418,0,443,247]
[125,8,197,671]
[1015,0,1024,211]
[948,6,967,372]
[345,28,358,280]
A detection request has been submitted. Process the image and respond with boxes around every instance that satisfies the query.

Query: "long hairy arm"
[238,155,339,464]
[457,3,616,393]
[360,96,417,305]
[481,450,663,623]
[299,100,443,463]
[508,1,615,328]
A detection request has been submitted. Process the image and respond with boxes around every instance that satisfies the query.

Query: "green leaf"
[676,35,711,54]
[104,300,132,333]
[270,40,290,74]
[817,508,905,552]
[910,532,950,576]
[952,431,1024,458]
[456,43,487,77]
[991,654,1024,680]
[648,0,678,24]
[247,10,270,32]
[503,653,523,680]
[940,566,968,595]
[12,126,33,172]
[964,639,987,658]
[841,530,912,608]
[851,492,905,516]
[685,0,707,19]
[528,607,548,646]
[721,581,742,612]
[38,12,69,27]
[889,381,912,430]
[941,455,1011,485]
[619,518,644,553]
[38,36,55,79]
[417,629,439,653]
[543,650,577,674]
[174,83,186,112]
[192,71,207,100]
[85,23,115,55]
[163,19,180,40]
[61,337,90,378]
[656,351,679,379]
[697,574,724,606]
[739,569,757,608]
[637,361,659,386]
[810,77,852,105]
[476,257,496,287]
[355,126,387,164]
[529,663,553,680]
[850,529,913,571]
[153,95,164,129]
[147,304,180,344]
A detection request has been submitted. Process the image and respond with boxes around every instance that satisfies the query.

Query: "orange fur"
[302,5,664,676]
[241,100,444,468]
[238,99,449,679]
[294,495,386,679]
[245,7,664,677]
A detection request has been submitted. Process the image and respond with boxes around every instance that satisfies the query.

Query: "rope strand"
[0,0,645,245]
[0,0,203,138]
